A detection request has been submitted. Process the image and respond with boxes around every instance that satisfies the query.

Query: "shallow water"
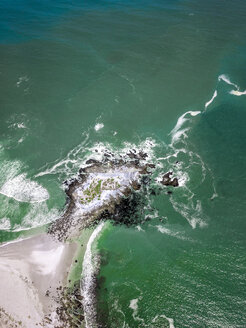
[0,0,246,327]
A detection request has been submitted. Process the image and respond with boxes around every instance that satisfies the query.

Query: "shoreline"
[0,153,172,327]
[0,233,78,327]
[0,224,103,328]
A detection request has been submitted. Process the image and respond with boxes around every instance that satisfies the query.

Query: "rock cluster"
[48,151,155,242]
[161,172,179,187]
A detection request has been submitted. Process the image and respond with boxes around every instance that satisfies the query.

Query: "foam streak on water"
[81,222,105,328]
[218,74,239,89]
[170,110,200,145]
[205,90,217,109]
[218,74,246,96]
[152,314,175,328]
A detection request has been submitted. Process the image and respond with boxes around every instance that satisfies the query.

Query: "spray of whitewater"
[81,222,105,328]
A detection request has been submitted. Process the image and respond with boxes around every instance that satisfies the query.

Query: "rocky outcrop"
[161,172,179,187]
[48,153,154,242]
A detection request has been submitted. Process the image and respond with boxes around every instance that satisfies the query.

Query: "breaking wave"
[35,132,157,180]
[0,144,56,232]
[81,221,105,328]
[0,143,49,203]
[0,173,49,203]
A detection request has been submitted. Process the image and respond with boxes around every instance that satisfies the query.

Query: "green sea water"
[0,0,246,327]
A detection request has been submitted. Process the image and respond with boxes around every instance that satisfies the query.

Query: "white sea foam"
[170,197,207,229]
[152,314,175,328]
[12,204,59,232]
[129,297,144,323]
[160,105,215,230]
[211,191,218,200]
[218,74,246,96]
[31,245,64,275]
[94,123,104,131]
[112,299,127,327]
[18,137,24,143]
[170,111,201,145]
[0,173,49,203]
[82,222,105,328]
[35,132,90,178]
[16,75,29,88]
[9,122,27,129]
[73,168,139,217]
[129,298,138,311]
[230,89,246,96]
[0,144,49,204]
[205,90,217,109]
[0,156,58,231]
[218,74,239,89]
[0,217,11,230]
[154,225,189,240]
[136,225,145,232]
[36,135,157,179]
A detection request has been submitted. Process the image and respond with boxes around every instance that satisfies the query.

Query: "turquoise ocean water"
[0,0,246,327]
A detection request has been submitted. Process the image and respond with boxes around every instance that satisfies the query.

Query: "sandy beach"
[0,233,77,328]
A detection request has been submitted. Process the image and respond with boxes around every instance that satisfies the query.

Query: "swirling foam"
[0,144,54,231]
[94,123,104,131]
[153,224,190,240]
[36,134,157,180]
[0,174,49,203]
[0,217,11,230]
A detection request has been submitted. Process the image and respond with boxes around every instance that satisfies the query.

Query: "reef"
[48,151,155,242]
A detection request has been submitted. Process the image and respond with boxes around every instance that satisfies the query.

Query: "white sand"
[0,234,77,328]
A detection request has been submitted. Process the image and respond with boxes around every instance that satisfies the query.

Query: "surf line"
[81,222,105,328]
[218,74,239,89]
[218,74,246,96]
[205,90,217,109]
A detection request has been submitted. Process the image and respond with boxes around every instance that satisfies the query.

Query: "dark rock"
[129,159,140,166]
[171,177,179,187]
[138,151,148,160]
[85,159,100,165]
[127,151,137,159]
[131,181,141,191]
[146,163,156,169]
[161,172,179,187]
[139,165,150,175]
[79,167,86,175]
